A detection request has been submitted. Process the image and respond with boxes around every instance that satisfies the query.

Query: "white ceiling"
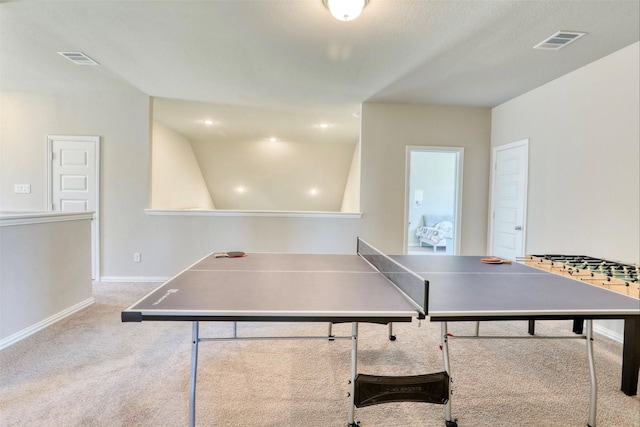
[1,0,638,144]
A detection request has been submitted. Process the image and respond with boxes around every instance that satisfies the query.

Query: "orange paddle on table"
[481,257,512,264]
[214,251,248,258]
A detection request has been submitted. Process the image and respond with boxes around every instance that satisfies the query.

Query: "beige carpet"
[0,282,638,427]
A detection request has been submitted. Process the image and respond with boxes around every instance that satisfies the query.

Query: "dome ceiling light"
[322,0,369,22]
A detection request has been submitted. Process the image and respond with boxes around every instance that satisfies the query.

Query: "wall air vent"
[58,51,99,65]
[533,31,586,50]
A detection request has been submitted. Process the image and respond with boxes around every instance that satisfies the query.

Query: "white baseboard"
[593,323,624,343]
[0,297,95,351]
[99,276,169,283]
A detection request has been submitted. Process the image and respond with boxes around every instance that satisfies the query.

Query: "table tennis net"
[357,238,428,317]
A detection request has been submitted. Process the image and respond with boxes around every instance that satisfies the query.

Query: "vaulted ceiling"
[1,0,638,144]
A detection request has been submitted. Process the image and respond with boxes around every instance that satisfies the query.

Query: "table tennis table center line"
[188,269,383,273]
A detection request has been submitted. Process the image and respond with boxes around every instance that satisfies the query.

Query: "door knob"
[515,226,522,231]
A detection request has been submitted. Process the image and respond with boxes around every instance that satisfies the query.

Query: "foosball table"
[523,254,639,298]
[520,254,640,396]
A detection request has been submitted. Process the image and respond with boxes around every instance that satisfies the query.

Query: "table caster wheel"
[445,420,458,427]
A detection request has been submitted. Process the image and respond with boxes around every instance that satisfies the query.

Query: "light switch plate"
[14,184,31,194]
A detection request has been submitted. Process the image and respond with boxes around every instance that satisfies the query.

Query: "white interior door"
[490,139,528,260]
[48,135,100,280]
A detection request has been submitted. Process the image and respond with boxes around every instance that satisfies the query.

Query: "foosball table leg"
[621,315,640,396]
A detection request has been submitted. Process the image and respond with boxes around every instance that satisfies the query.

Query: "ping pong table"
[122,238,639,427]
[389,254,640,427]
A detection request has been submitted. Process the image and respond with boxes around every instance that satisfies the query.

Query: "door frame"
[47,135,101,280]
[488,139,529,257]
[404,146,464,254]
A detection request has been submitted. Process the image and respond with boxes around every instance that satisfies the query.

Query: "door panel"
[491,140,528,260]
[48,136,100,279]
[53,143,94,211]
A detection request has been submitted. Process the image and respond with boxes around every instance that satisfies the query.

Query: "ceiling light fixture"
[322,0,369,22]
[203,120,215,126]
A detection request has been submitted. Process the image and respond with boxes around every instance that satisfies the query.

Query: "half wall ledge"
[145,209,362,219]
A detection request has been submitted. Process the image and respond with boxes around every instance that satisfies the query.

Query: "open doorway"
[405,147,463,255]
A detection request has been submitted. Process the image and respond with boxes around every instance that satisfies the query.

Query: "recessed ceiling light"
[269,137,277,142]
[203,120,215,126]
[310,188,319,196]
[236,186,246,193]
[317,123,330,129]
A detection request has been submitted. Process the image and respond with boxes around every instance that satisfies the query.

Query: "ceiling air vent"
[533,31,586,50]
[58,51,99,65]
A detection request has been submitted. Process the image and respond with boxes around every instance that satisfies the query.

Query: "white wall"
[150,121,215,210]
[492,42,639,341]
[340,142,361,213]
[360,103,492,255]
[492,42,639,264]
[189,138,356,211]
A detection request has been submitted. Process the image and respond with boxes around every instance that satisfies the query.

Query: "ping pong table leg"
[441,322,457,427]
[190,321,199,427]
[585,319,598,427]
[348,322,359,426]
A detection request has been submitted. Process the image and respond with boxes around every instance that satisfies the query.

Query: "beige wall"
[0,91,491,277]
[0,214,93,346]
[360,103,492,255]
[150,121,215,210]
[1,93,57,212]
[491,42,639,264]
[0,91,154,277]
[1,46,634,344]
